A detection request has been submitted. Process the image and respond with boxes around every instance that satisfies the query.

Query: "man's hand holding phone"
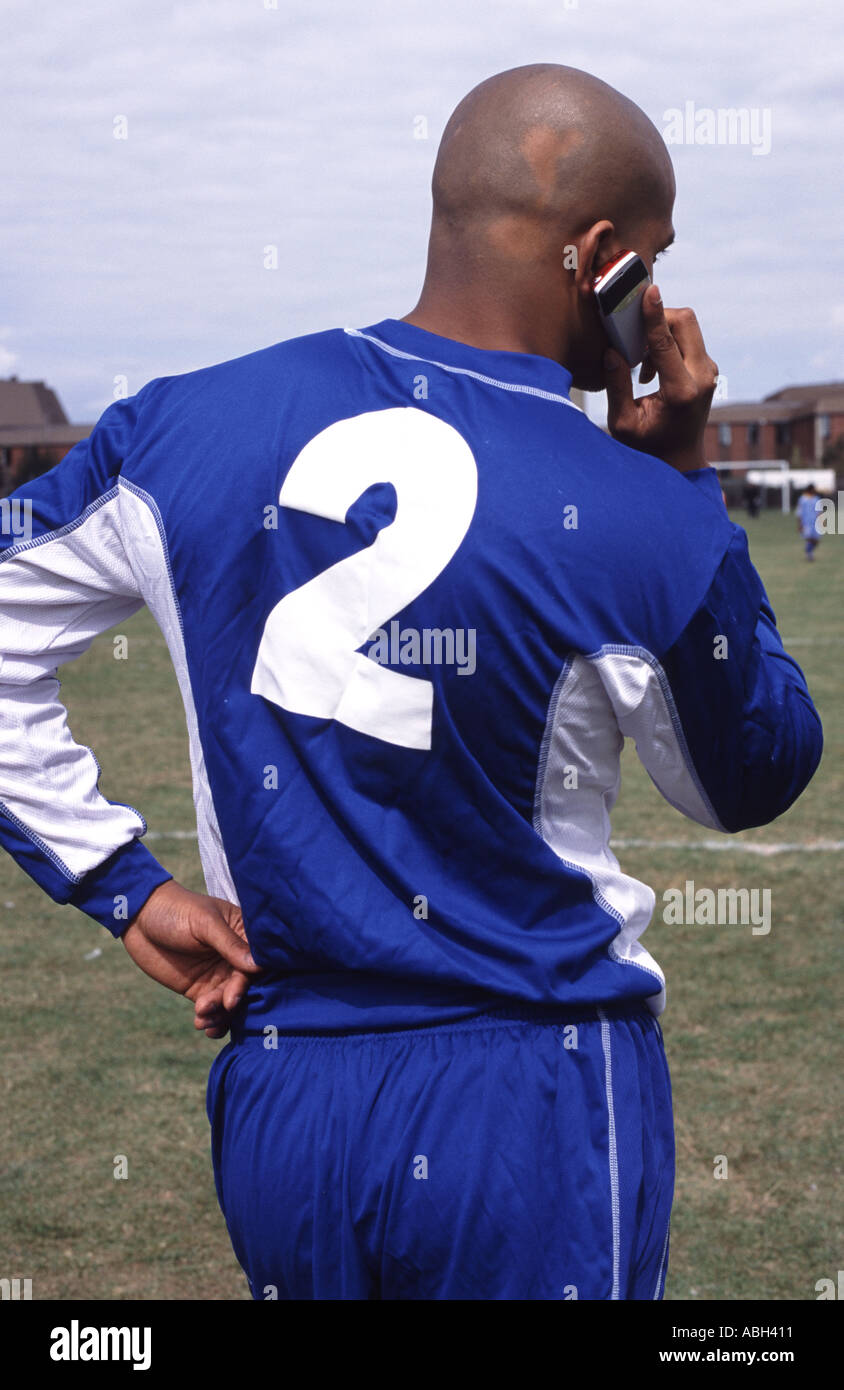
[603,283,719,474]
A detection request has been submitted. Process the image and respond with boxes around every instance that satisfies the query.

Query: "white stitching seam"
[344,327,582,411]
[653,1221,670,1299]
[597,1006,621,1300]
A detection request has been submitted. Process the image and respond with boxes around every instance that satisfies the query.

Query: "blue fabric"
[119,319,819,1027]
[0,317,822,1006]
[206,1000,674,1300]
[68,838,173,936]
[658,529,823,831]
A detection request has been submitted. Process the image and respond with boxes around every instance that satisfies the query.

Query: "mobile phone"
[592,250,651,368]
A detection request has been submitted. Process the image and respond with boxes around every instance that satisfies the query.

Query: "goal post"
[711,460,836,513]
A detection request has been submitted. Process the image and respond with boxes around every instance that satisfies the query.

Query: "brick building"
[0,377,92,496]
[705,381,844,470]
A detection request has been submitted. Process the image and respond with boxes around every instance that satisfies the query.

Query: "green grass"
[0,510,840,1300]
[613,511,843,1300]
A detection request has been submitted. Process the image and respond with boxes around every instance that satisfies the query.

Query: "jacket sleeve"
[596,467,823,833]
[0,394,172,935]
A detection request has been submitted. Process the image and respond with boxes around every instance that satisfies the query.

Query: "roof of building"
[709,381,844,423]
[707,400,794,423]
[0,378,71,428]
[764,381,844,405]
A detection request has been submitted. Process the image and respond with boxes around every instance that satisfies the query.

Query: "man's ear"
[572,219,616,299]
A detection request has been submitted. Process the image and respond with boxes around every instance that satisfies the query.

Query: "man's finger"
[662,305,713,379]
[193,987,239,1040]
[638,351,657,386]
[603,348,636,433]
[194,996,229,1030]
[193,985,225,1018]
[194,911,261,974]
[193,967,250,1022]
[640,285,695,400]
[221,968,250,1013]
[199,1017,228,1039]
[194,1006,224,1029]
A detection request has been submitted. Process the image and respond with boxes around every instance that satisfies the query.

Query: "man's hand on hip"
[121,880,262,1039]
[603,284,719,474]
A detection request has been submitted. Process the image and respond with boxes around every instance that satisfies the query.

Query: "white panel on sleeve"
[534,654,665,1012]
[592,647,723,831]
[0,492,147,877]
[117,481,238,904]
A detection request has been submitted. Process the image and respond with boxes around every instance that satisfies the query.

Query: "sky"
[2,0,842,426]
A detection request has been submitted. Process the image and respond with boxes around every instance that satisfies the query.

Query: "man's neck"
[401,295,570,366]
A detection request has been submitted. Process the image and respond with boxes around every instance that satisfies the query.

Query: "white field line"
[145,830,199,840]
[143,829,844,856]
[611,837,844,856]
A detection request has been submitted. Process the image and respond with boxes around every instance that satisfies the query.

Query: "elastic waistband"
[229,974,656,1043]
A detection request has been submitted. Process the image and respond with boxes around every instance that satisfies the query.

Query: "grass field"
[0,509,841,1301]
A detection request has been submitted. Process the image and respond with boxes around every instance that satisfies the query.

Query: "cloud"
[2,0,841,418]
[0,345,19,376]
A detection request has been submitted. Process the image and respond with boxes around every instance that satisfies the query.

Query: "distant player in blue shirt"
[0,64,822,1299]
[797,483,822,560]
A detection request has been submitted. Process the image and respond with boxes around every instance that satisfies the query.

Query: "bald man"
[0,65,821,1300]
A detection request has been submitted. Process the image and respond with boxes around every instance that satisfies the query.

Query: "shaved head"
[404,64,677,390]
[432,64,673,240]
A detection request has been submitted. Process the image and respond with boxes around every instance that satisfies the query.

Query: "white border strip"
[117,483,239,904]
[344,327,581,411]
[597,1006,621,1301]
[653,1222,670,1299]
